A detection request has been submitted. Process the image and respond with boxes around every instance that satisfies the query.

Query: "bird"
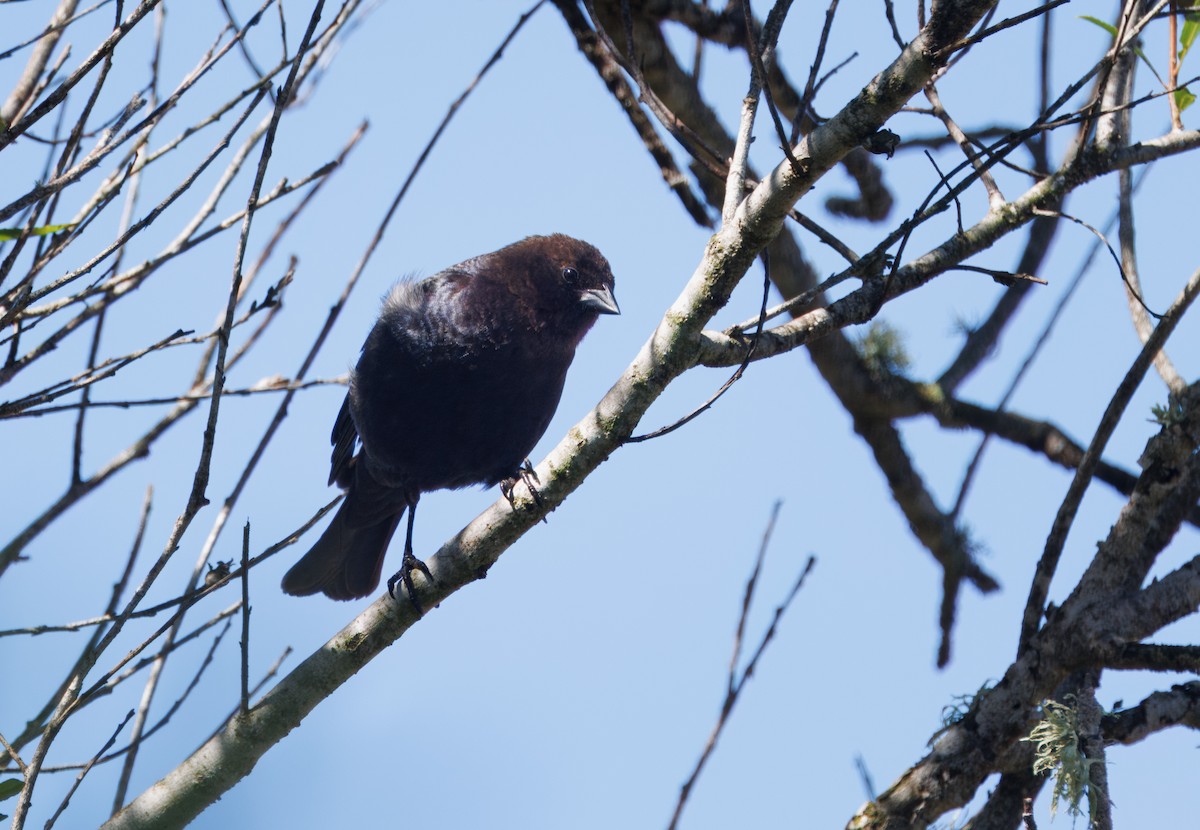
[281,234,619,602]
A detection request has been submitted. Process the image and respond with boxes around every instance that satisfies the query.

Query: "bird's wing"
[328,393,358,488]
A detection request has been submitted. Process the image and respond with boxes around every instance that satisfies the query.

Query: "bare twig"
[948,170,1145,518]
[46,709,135,829]
[667,503,813,830]
[0,729,27,774]
[1019,265,1200,651]
[793,0,842,141]
[0,0,83,128]
[550,0,712,226]
[1117,152,1185,392]
[0,498,336,640]
[924,83,1004,208]
[625,251,772,443]
[101,8,328,809]
[935,0,1070,58]
[10,376,344,417]
[239,522,251,715]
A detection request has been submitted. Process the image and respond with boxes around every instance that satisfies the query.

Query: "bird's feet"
[387,549,435,616]
[500,459,546,521]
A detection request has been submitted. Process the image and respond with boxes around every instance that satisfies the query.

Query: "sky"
[2,1,1199,828]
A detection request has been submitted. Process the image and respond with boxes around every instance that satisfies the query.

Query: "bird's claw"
[387,549,435,616]
[500,459,546,522]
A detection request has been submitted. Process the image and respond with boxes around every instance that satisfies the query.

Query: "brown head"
[467,234,619,342]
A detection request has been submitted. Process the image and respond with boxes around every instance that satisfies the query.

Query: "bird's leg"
[386,498,435,615]
[500,459,546,521]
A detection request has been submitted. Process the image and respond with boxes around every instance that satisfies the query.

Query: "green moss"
[1021,696,1106,820]
[1149,397,1187,427]
[856,321,911,377]
[917,382,946,405]
[338,631,367,653]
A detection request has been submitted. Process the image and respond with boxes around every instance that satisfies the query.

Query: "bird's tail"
[281,496,404,601]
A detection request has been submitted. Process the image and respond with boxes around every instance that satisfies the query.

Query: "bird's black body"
[282,234,618,600]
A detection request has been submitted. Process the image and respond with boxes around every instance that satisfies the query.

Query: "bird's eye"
[561,266,579,284]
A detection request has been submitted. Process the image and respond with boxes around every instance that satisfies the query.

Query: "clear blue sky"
[3,1,1198,828]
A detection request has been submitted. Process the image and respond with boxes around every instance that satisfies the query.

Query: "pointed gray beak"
[579,284,620,315]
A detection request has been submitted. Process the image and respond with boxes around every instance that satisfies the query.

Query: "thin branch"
[935,0,1070,57]
[793,0,842,142]
[1019,265,1200,652]
[1101,681,1200,744]
[10,376,344,418]
[205,646,294,745]
[739,0,802,184]
[0,490,150,771]
[45,709,135,830]
[668,506,812,830]
[0,3,271,224]
[107,620,234,805]
[0,0,84,127]
[625,251,772,443]
[582,0,729,179]
[0,730,28,775]
[551,0,711,226]
[729,500,781,694]
[1108,643,1200,673]
[948,169,1146,518]
[1034,207,1163,320]
[0,498,336,639]
[924,83,1004,208]
[693,130,1200,371]
[1117,156,1185,392]
[239,522,251,715]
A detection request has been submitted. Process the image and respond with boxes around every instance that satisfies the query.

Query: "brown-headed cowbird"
[281,234,619,602]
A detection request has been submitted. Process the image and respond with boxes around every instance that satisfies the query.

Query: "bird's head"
[500,234,619,338]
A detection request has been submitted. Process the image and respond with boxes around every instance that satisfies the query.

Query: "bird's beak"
[579,285,620,315]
